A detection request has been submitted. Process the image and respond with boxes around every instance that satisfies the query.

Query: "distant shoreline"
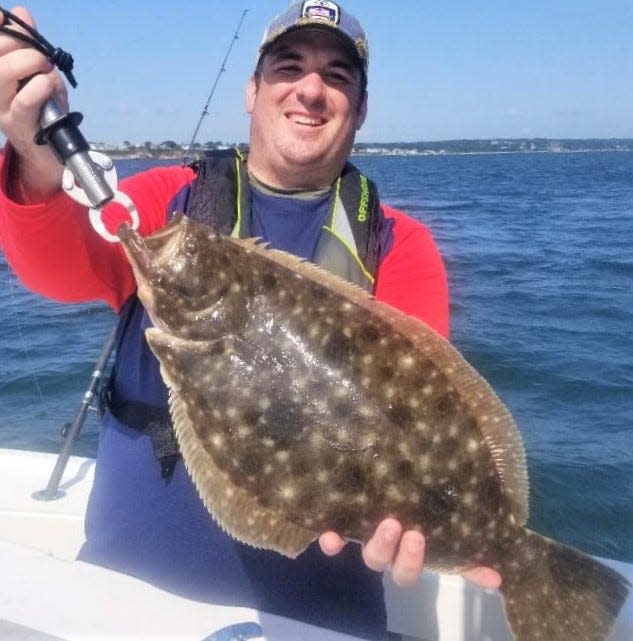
[95,138,633,160]
[108,147,633,161]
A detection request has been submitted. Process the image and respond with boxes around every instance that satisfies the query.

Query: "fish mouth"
[117,222,152,281]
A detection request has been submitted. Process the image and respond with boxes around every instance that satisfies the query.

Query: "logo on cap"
[301,0,341,25]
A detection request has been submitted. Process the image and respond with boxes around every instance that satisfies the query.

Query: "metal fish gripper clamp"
[45,105,139,243]
[54,136,140,243]
[0,6,139,243]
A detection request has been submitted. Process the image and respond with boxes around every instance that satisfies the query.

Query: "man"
[0,2,500,639]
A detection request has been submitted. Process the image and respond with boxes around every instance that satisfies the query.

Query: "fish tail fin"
[498,529,630,641]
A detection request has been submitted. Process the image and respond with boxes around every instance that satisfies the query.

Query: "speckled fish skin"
[118,214,629,641]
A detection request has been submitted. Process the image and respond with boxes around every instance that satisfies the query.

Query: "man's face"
[246,29,367,189]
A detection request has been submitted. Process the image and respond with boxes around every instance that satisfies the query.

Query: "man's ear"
[246,75,257,114]
[356,92,368,130]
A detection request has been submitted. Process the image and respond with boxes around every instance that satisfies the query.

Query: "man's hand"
[319,517,502,589]
[0,6,66,201]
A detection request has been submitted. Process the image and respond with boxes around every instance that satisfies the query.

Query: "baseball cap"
[258,1,369,77]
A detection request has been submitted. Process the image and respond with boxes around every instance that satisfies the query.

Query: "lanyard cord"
[0,6,77,87]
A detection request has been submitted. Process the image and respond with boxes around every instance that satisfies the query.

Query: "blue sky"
[8,1,633,144]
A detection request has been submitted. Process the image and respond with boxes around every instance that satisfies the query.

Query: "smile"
[288,113,326,127]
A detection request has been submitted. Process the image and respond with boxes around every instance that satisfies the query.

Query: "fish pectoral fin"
[169,388,317,558]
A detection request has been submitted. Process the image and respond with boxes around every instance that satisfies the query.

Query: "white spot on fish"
[386,485,404,501]
[280,485,295,501]
[415,421,428,433]
[399,355,415,369]
[397,442,411,457]
[375,461,390,478]
[211,434,225,449]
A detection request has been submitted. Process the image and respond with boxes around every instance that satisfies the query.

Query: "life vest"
[107,149,386,476]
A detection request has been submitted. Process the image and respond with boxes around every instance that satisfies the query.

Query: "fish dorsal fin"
[167,378,317,557]
[231,234,530,525]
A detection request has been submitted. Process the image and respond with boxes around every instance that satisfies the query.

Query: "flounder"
[118,214,629,641]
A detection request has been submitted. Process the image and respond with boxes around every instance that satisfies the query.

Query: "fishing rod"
[182,9,248,165]
[34,325,118,501]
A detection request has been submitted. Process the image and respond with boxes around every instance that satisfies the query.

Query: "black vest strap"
[338,161,382,280]
[186,148,251,236]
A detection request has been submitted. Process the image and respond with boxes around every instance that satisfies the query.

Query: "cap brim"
[259,23,366,76]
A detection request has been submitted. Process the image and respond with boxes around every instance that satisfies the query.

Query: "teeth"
[292,115,323,126]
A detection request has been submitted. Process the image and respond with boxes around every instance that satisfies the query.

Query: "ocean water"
[1,152,632,563]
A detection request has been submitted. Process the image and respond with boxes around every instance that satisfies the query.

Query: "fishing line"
[182,9,248,166]
[6,266,54,419]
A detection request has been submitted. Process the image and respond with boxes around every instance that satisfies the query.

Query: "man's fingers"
[390,530,425,587]
[319,518,500,593]
[0,7,37,54]
[462,566,502,589]
[318,531,345,556]
[361,518,402,572]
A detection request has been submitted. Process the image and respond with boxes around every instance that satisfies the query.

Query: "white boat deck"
[0,448,631,641]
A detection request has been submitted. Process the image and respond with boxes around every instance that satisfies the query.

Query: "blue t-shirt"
[79,182,387,640]
[250,182,331,259]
